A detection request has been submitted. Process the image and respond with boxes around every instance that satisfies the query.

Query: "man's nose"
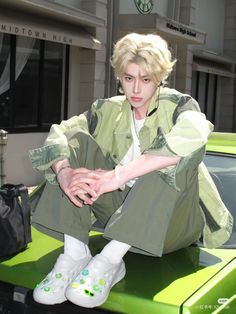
[133,79,141,94]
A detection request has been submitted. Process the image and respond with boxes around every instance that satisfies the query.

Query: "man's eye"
[124,76,132,81]
[143,78,150,83]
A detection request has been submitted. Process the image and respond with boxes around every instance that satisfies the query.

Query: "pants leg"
[32,182,92,244]
[32,131,128,244]
[32,129,205,256]
[104,164,204,257]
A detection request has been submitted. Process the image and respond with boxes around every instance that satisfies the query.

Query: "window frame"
[0,34,69,134]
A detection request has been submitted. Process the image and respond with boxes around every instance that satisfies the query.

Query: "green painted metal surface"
[0,227,63,289]
[1,228,236,313]
[207,132,236,155]
[182,259,236,314]
[212,294,236,313]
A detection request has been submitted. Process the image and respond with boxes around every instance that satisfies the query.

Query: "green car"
[0,132,236,314]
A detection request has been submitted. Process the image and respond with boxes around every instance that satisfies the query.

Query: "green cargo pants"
[32,131,205,257]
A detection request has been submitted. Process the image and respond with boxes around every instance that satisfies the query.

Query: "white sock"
[64,234,90,261]
[100,240,131,264]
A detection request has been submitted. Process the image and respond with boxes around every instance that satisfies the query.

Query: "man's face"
[121,62,157,112]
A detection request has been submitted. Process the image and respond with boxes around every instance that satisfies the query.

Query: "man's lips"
[131,97,142,102]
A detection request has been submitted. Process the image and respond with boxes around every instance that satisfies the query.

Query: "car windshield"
[204,153,236,247]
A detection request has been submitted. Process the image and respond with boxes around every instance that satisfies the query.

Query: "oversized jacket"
[29,87,233,249]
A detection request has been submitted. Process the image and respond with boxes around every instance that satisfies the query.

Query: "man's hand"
[57,167,98,207]
[69,168,121,201]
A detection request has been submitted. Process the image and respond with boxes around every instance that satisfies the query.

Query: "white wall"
[5,133,46,187]
[194,0,225,53]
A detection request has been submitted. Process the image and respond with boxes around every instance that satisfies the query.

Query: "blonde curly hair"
[110,33,176,85]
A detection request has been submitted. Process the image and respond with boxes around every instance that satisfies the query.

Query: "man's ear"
[118,80,124,95]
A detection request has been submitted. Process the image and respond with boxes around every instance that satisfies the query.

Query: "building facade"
[114,0,236,132]
[0,0,235,185]
[0,0,108,185]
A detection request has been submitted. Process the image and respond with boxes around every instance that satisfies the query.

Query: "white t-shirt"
[119,112,145,187]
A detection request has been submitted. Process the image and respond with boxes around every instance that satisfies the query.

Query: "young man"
[29,33,232,308]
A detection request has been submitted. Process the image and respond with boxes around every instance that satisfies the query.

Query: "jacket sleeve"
[29,113,90,183]
[147,95,214,157]
[198,162,233,248]
[165,110,214,156]
[144,95,214,189]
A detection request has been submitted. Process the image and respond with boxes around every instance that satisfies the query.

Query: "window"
[0,33,69,133]
[192,71,217,124]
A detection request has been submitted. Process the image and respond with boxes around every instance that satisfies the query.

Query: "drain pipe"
[0,129,8,186]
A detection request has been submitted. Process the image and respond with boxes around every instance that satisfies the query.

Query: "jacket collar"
[146,89,160,117]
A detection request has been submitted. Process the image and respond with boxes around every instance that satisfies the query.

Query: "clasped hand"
[57,167,120,208]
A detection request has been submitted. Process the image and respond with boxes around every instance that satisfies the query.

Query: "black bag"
[0,184,32,258]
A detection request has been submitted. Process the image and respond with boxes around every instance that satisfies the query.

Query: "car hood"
[0,228,236,314]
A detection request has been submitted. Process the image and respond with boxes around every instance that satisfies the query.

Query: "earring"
[117,80,124,94]
[118,86,124,94]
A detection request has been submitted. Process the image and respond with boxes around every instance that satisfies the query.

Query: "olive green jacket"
[29,87,233,248]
